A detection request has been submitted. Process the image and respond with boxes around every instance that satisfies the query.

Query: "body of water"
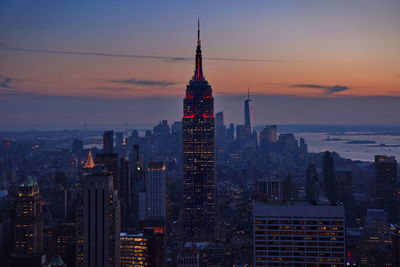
[294,132,400,162]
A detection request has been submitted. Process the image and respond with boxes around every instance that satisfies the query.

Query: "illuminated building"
[76,169,121,267]
[359,209,392,266]
[120,233,148,267]
[182,20,216,242]
[375,155,398,223]
[55,221,76,267]
[253,201,345,266]
[13,176,43,256]
[146,162,166,219]
[392,224,400,267]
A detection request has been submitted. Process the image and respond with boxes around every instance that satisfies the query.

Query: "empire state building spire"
[193,18,204,81]
[182,20,216,242]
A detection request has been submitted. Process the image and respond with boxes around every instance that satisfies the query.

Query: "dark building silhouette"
[119,139,131,231]
[76,169,121,267]
[244,89,252,140]
[305,163,319,201]
[393,224,400,267]
[182,21,216,242]
[103,130,114,154]
[375,155,398,223]
[130,145,146,230]
[226,123,235,143]
[72,139,83,153]
[115,132,124,155]
[11,176,44,267]
[323,151,337,201]
[215,111,226,152]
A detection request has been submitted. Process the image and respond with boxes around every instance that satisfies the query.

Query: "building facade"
[146,162,167,219]
[375,155,398,223]
[13,176,43,256]
[76,172,121,267]
[253,201,345,266]
[182,21,216,242]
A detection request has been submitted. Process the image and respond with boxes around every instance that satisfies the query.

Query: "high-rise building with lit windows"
[146,162,166,219]
[182,20,216,242]
[120,233,148,267]
[13,176,43,256]
[253,201,345,266]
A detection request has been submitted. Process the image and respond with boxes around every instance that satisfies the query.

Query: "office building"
[253,201,345,266]
[13,176,43,256]
[119,139,131,231]
[120,233,148,267]
[115,132,124,155]
[244,88,253,138]
[182,20,216,242]
[146,162,167,219]
[131,145,146,229]
[103,130,114,154]
[76,170,121,267]
[375,155,398,223]
[259,125,277,145]
[323,151,337,202]
[305,163,320,202]
[392,224,400,267]
[72,139,83,153]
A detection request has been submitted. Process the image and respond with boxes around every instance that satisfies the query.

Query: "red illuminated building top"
[193,18,204,81]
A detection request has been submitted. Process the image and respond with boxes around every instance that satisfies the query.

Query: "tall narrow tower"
[13,176,43,256]
[244,87,252,137]
[182,20,216,242]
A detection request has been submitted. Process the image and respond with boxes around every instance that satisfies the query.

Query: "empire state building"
[182,21,216,242]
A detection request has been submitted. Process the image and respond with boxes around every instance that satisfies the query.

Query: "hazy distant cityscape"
[1,1,400,267]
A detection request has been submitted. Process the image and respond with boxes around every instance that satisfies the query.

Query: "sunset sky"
[1,0,399,127]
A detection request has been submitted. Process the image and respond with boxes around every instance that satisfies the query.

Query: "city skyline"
[1,0,400,126]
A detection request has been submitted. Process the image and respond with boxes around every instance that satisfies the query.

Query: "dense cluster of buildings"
[0,25,399,267]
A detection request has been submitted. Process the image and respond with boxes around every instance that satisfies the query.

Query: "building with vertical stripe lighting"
[182,20,216,243]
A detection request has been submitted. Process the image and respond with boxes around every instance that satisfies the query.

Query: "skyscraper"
[323,151,337,201]
[215,111,226,151]
[305,163,319,201]
[146,162,167,219]
[244,88,252,137]
[103,130,114,154]
[119,139,131,231]
[76,169,121,266]
[13,176,43,257]
[120,233,148,267]
[182,20,216,242]
[253,201,345,266]
[115,132,124,155]
[375,155,398,223]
